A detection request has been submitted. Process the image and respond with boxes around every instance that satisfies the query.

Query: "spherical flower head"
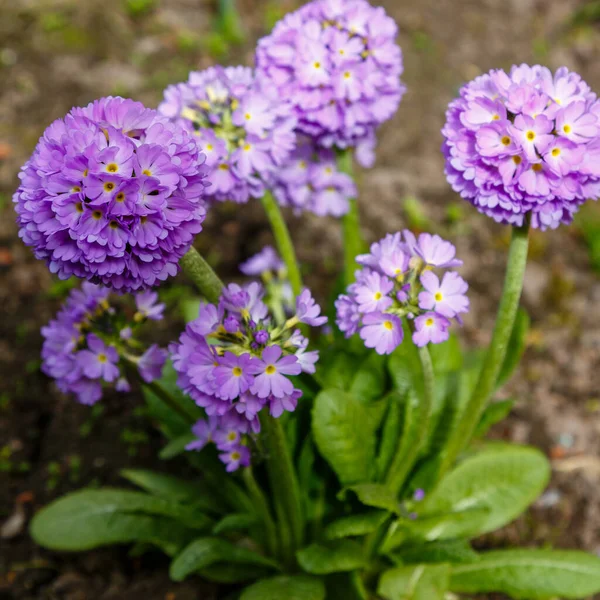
[159,66,297,204]
[41,282,167,404]
[14,97,209,292]
[442,64,600,230]
[255,0,405,151]
[336,230,469,354]
[273,138,356,216]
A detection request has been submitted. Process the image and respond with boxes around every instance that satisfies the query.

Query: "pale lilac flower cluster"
[273,138,357,217]
[443,64,600,229]
[255,0,405,154]
[41,283,167,405]
[171,282,326,470]
[159,66,297,204]
[335,231,469,353]
[14,97,209,292]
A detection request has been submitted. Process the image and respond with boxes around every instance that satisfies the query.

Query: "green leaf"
[419,444,550,539]
[325,572,369,600]
[120,469,223,515]
[314,351,360,391]
[349,352,388,402]
[496,308,529,389]
[159,433,196,460]
[382,508,490,552]
[212,513,258,535]
[346,483,399,513]
[378,564,449,600]
[30,490,196,554]
[450,549,600,599]
[376,392,404,479]
[297,540,366,575]
[428,333,463,374]
[388,325,424,398]
[200,563,272,584]
[312,389,379,485]
[324,510,389,540]
[389,539,479,565]
[170,537,279,582]
[240,575,326,600]
[473,399,515,438]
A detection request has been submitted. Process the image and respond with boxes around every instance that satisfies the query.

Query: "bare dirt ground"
[1,0,600,598]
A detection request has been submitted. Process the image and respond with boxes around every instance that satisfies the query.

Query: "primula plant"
[15,1,600,599]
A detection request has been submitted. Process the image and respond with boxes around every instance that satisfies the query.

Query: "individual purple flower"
[442,64,600,229]
[359,312,403,355]
[14,97,209,292]
[240,246,284,276]
[296,289,328,327]
[418,271,469,318]
[255,0,405,154]
[269,389,302,419]
[220,444,251,473]
[158,66,296,204]
[186,417,219,452]
[412,312,451,347]
[137,344,167,383]
[135,290,165,322]
[273,138,356,217]
[214,353,254,400]
[249,345,301,399]
[77,335,119,382]
[336,231,468,353]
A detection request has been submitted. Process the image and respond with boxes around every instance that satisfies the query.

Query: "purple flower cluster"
[255,0,405,152]
[335,231,469,353]
[171,282,326,470]
[159,66,297,204]
[14,97,209,292]
[443,64,600,230]
[41,282,167,405]
[273,138,357,217]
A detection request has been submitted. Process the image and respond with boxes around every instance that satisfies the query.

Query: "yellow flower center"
[140,216,148,224]
[526,130,535,141]
[92,210,103,220]
[97,353,107,363]
[265,365,276,375]
[83,169,89,177]
[219,164,229,171]
[103,182,115,192]
[115,192,125,202]
[434,292,443,302]
[512,155,522,165]
[232,367,243,377]
[501,136,511,146]
[244,144,252,152]
[425,318,434,327]
[72,185,81,192]
[206,144,214,151]
[245,113,252,121]
[142,169,152,176]
[563,124,571,134]
[106,163,119,173]
[75,202,83,213]
[344,71,351,79]
[227,432,237,441]
[492,114,500,121]
[551,147,561,157]
[383,320,393,331]
[231,452,241,461]
[109,220,119,229]
[374,292,382,300]
[532,163,543,172]
[313,61,321,69]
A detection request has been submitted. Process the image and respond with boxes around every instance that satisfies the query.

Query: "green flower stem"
[261,191,303,297]
[337,150,365,287]
[386,344,435,495]
[259,412,304,568]
[243,467,279,559]
[441,220,530,474]
[180,246,224,303]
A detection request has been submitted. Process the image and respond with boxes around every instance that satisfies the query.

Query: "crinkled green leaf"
[346,483,399,514]
[312,389,379,485]
[389,539,479,565]
[349,352,388,402]
[30,489,198,554]
[450,549,600,599]
[199,563,272,584]
[170,537,279,581]
[324,510,389,540]
[378,564,449,600]
[418,444,550,539]
[240,575,326,600]
[297,540,366,574]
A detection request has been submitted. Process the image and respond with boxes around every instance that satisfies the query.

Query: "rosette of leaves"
[30,310,600,600]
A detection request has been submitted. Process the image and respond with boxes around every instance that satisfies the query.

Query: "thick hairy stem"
[180,246,224,304]
[261,191,303,297]
[441,220,530,474]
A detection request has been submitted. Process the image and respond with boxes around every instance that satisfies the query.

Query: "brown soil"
[1,0,600,598]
